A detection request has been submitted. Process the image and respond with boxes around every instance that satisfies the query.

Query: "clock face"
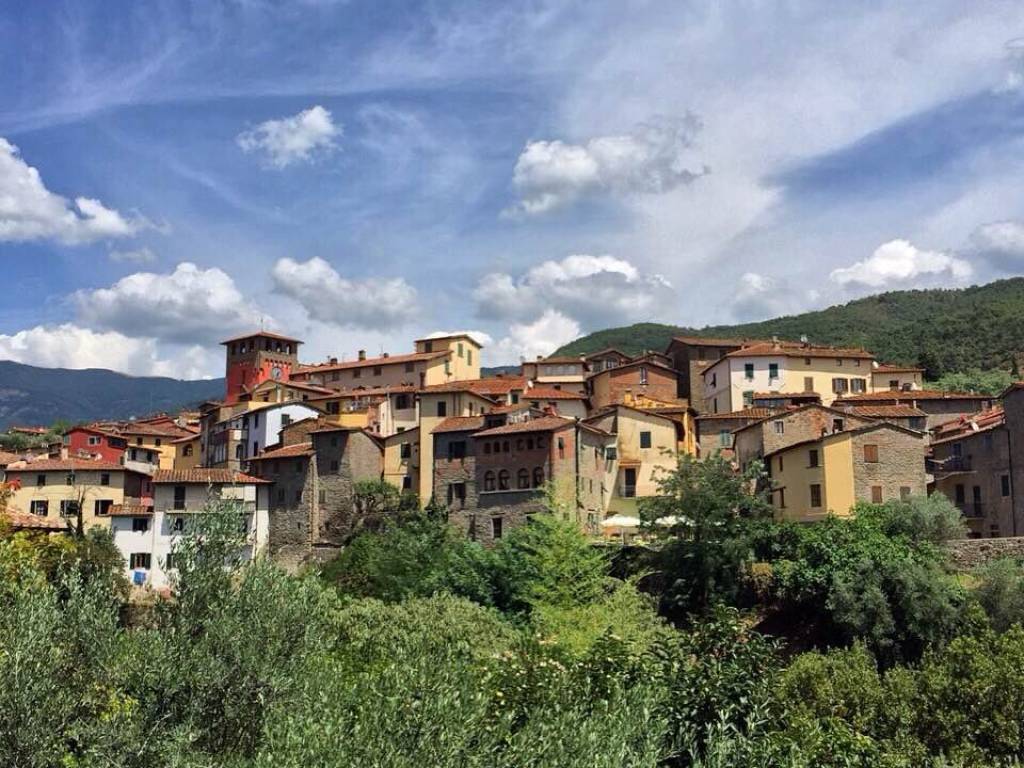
[271,366,283,380]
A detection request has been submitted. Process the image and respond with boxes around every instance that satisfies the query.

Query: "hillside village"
[1,328,1021,587]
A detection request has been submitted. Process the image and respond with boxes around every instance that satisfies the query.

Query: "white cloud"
[109,246,157,264]
[0,324,215,379]
[474,253,674,328]
[0,137,146,244]
[968,220,1024,271]
[829,239,973,289]
[490,309,581,365]
[237,105,341,168]
[506,115,708,215]
[272,256,418,329]
[75,262,262,345]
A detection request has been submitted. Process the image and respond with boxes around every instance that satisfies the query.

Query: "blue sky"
[3,1,1024,378]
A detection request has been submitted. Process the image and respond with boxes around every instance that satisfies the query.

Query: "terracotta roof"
[420,377,527,396]
[171,433,200,445]
[4,459,129,473]
[696,408,777,420]
[432,416,487,434]
[524,387,586,400]
[873,364,925,373]
[0,450,22,466]
[115,421,195,438]
[296,350,447,374]
[835,389,992,403]
[7,426,49,435]
[472,416,575,437]
[413,332,480,344]
[931,407,1007,444]
[669,335,758,348]
[845,405,927,419]
[586,357,678,379]
[721,341,874,361]
[531,355,586,364]
[251,380,336,395]
[247,442,315,460]
[221,330,303,345]
[307,384,418,400]
[151,469,269,484]
[763,421,923,459]
[583,347,631,360]
[1,511,68,531]
[108,502,154,517]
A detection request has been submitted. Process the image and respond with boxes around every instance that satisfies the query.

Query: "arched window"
[502,440,511,453]
[235,444,243,459]
[517,468,530,489]
[498,470,510,490]
[532,467,545,488]
[484,471,496,492]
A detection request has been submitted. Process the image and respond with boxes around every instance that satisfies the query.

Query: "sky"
[3,1,1024,379]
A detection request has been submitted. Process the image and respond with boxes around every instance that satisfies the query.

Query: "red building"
[63,425,128,463]
[221,331,303,405]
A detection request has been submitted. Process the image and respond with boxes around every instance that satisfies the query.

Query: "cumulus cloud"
[272,256,419,329]
[829,239,973,289]
[75,262,262,345]
[967,220,1024,272]
[506,115,708,215]
[109,246,157,264]
[237,105,341,168]
[474,253,674,328]
[0,324,215,379]
[0,138,146,244]
[490,310,582,365]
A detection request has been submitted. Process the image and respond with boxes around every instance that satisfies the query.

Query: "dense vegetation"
[555,277,1024,378]
[9,459,1024,765]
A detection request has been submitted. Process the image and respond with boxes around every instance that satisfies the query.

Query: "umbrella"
[601,514,641,528]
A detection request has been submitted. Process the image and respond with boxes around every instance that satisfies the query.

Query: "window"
[810,484,822,508]
[955,484,965,505]
[166,553,179,571]
[183,444,193,457]
[832,378,849,394]
[94,499,112,516]
[405,361,415,373]
[639,431,652,449]
[623,467,637,497]
[136,437,143,446]
[467,349,473,365]
[498,470,510,490]
[129,553,151,570]
[851,378,867,393]
[484,471,496,492]
[36,474,46,487]
[778,488,786,509]
[373,366,382,376]
[503,440,510,453]
[808,449,819,468]
[353,369,362,379]
[517,439,524,450]
[447,482,466,507]
[155,438,162,447]
[639,366,648,385]
[30,500,48,516]
[1002,475,1012,497]
[436,401,447,417]
[557,437,566,458]
[491,517,504,540]
[900,486,911,500]
[871,486,883,504]
[88,435,101,446]
[448,441,466,460]
[132,517,149,533]
[773,420,785,435]
[832,418,844,432]
[533,467,545,487]
[173,486,186,510]
[836,358,843,367]
[778,455,784,472]
[319,490,326,504]
[769,363,779,380]
[483,442,491,455]
[742,390,754,407]
[172,516,185,533]
[744,363,755,380]
[517,469,530,489]
[445,361,451,376]
[710,373,717,388]
[804,376,814,393]
[60,500,80,517]
[457,342,464,357]
[537,437,545,449]
[719,430,730,447]
[402,476,412,491]
[395,394,410,410]
[423,340,433,352]
[98,472,110,486]
[400,442,412,459]
[863,444,879,463]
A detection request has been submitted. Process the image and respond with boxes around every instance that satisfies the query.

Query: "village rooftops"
[4,459,133,473]
[432,416,487,434]
[695,407,778,420]
[532,355,586,364]
[718,341,874,361]
[108,502,155,517]
[668,335,761,348]
[296,350,448,374]
[419,376,528,396]
[471,415,612,438]
[1,509,68,531]
[151,468,269,484]
[842,404,928,419]
[873,364,926,373]
[413,332,481,344]
[583,347,632,359]
[762,421,922,459]
[247,442,315,460]
[835,389,991,402]
[931,407,1007,445]
[523,386,587,400]
[306,383,419,400]
[220,330,303,345]
[585,356,678,379]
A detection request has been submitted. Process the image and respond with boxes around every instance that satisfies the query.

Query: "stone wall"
[947,536,1024,570]
[265,455,315,571]
[434,430,479,537]
[313,430,383,546]
[850,428,926,504]
[1005,389,1024,536]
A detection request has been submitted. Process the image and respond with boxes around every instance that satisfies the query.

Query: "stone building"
[664,336,753,412]
[587,356,681,410]
[694,407,777,460]
[930,407,1013,538]
[1004,384,1024,536]
[833,390,995,430]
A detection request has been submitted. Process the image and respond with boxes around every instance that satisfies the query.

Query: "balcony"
[959,503,984,519]
[930,456,973,474]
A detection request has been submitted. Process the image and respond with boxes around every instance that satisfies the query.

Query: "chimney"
[800,334,809,348]
[358,350,366,361]
[329,357,338,365]
[383,352,390,359]
[771,334,780,350]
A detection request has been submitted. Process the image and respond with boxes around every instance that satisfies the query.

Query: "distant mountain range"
[0,361,224,431]
[554,278,1024,378]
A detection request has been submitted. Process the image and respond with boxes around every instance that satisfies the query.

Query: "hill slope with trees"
[554,278,1024,378]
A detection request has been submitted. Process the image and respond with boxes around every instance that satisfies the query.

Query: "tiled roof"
[420,376,528,396]
[472,416,574,437]
[0,450,22,465]
[115,421,195,438]
[873,364,925,373]
[762,421,921,459]
[524,386,586,400]
[108,502,154,517]
[252,380,336,395]
[432,416,487,434]
[296,350,447,374]
[1,510,68,531]
[220,330,303,345]
[586,357,678,379]
[583,347,631,359]
[152,469,269,484]
[247,442,315,460]
[4,459,129,473]
[669,335,758,347]
[722,341,874,361]
[534,355,586,364]
[845,404,927,418]
[308,383,419,399]
[171,433,200,444]
[835,389,991,402]
[696,408,777,420]
[931,407,1006,444]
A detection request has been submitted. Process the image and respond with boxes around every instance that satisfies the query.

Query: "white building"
[241,402,322,458]
[111,468,271,590]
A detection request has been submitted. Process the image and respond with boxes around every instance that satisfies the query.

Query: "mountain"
[0,361,224,430]
[553,278,1024,379]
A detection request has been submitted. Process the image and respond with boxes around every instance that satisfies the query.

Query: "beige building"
[4,459,153,532]
[520,355,589,395]
[171,434,201,471]
[694,407,778,459]
[383,427,420,496]
[871,364,925,392]
[702,340,876,412]
[765,423,927,522]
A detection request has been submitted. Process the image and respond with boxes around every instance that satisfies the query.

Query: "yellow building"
[701,340,876,412]
[4,459,153,532]
[383,427,420,495]
[870,364,925,392]
[172,434,201,470]
[765,422,926,522]
[117,422,198,470]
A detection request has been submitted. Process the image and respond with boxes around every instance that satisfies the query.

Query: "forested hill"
[553,278,1024,378]
[0,361,224,430]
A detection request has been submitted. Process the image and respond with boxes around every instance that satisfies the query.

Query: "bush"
[974,557,1024,632]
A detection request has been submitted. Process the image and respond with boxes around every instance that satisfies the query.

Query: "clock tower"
[221,331,303,404]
